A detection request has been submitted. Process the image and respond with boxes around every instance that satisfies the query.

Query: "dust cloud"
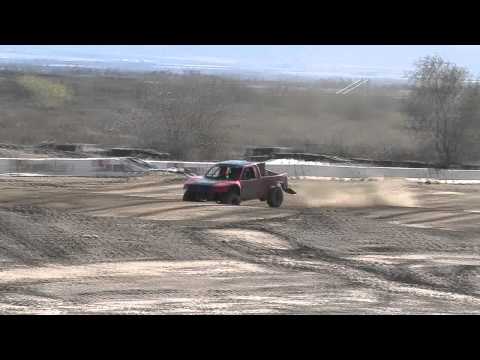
[290,179,418,208]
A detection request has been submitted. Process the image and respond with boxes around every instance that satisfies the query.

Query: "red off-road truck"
[182,160,296,208]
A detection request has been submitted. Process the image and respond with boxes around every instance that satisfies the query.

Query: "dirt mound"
[106,148,169,160]
[0,206,221,267]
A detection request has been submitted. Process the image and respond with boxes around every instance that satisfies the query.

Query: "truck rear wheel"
[267,186,283,208]
[222,190,241,205]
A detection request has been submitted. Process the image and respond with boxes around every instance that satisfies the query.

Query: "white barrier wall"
[0,158,151,177]
[3,157,480,180]
[146,160,480,181]
[147,161,215,175]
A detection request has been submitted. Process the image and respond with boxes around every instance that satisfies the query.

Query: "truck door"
[240,166,259,200]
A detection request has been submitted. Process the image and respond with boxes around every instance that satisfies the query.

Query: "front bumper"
[185,185,221,201]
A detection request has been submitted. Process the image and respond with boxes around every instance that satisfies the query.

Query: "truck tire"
[183,191,194,201]
[267,186,283,208]
[222,190,241,205]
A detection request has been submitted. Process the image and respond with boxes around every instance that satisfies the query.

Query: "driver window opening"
[242,167,256,180]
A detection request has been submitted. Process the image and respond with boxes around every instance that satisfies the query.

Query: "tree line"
[403,55,480,167]
[131,56,480,167]
[1,55,480,167]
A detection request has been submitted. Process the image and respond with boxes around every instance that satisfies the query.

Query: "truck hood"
[185,177,235,187]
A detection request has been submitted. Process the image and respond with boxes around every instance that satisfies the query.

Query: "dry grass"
[0,69,467,162]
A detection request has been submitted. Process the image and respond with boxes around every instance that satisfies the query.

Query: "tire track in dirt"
[2,176,480,313]
[189,209,480,303]
[200,229,480,304]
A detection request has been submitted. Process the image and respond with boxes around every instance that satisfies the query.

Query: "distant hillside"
[1,68,476,162]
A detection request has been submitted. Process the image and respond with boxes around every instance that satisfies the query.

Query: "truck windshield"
[205,165,242,180]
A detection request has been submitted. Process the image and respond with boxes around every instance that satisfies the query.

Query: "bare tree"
[403,55,480,167]
[133,74,231,160]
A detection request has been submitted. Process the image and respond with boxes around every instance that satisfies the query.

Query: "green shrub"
[17,75,73,108]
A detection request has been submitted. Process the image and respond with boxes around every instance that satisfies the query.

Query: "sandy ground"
[1,174,480,314]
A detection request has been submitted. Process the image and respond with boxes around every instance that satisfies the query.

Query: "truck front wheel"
[267,186,283,208]
[222,190,241,205]
[183,191,194,201]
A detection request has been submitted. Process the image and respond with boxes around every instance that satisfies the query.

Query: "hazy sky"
[1,45,480,78]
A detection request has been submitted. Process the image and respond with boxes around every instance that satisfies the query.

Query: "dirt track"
[1,174,480,314]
